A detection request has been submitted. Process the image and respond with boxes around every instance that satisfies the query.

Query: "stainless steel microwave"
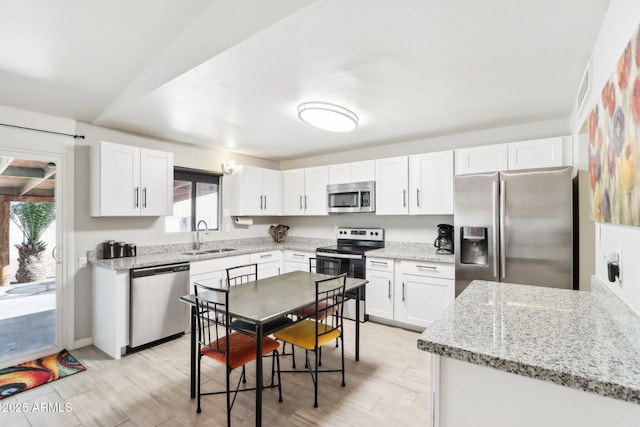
[327,181,375,213]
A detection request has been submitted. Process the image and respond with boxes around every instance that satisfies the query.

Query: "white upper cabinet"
[455,136,572,175]
[282,166,328,216]
[91,141,173,217]
[228,165,282,216]
[409,151,454,215]
[375,156,409,215]
[328,160,375,184]
[327,163,351,185]
[507,136,567,170]
[140,149,174,215]
[282,169,305,215]
[455,144,508,175]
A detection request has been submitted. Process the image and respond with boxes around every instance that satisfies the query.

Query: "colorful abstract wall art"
[589,22,640,226]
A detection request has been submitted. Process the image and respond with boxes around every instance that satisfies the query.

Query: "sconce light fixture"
[222,160,236,174]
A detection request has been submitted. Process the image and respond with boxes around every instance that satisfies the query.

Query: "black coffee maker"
[434,224,454,254]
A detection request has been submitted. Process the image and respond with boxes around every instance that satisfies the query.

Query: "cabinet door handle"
[260,254,272,259]
[402,282,405,301]
[260,195,264,210]
[299,195,303,210]
[371,260,388,266]
[134,187,139,208]
[264,194,267,210]
[278,267,281,275]
[403,189,407,207]
[143,187,147,208]
[388,280,391,299]
[304,195,308,210]
[417,265,437,270]
[417,188,420,207]
[292,253,305,258]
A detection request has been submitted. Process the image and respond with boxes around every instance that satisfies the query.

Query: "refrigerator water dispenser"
[460,227,488,265]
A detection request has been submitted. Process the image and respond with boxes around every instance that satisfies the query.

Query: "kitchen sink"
[181,248,237,255]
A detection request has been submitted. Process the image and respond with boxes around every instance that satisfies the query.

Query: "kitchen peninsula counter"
[418,278,640,427]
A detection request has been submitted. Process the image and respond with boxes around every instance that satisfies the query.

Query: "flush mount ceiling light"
[297,102,359,132]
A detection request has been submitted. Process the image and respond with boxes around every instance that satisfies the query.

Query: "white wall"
[570,0,640,314]
[283,214,453,245]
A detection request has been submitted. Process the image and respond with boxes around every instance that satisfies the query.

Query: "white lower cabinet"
[283,250,314,272]
[366,257,454,329]
[190,254,251,290]
[251,250,283,278]
[365,258,394,320]
[92,267,130,359]
[396,260,455,328]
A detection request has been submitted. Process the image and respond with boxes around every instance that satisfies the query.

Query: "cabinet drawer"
[366,257,394,273]
[400,260,454,279]
[251,250,283,263]
[189,254,250,276]
[284,250,313,264]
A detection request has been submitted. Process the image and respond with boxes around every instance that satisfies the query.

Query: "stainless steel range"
[316,227,384,321]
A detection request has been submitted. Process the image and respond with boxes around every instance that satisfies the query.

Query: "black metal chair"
[193,282,283,423]
[295,258,343,320]
[225,264,294,356]
[226,263,258,287]
[310,257,342,276]
[273,273,348,408]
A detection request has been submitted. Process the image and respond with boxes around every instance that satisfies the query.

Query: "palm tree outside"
[10,202,55,283]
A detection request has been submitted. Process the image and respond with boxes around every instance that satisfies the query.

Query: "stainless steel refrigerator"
[454,166,573,296]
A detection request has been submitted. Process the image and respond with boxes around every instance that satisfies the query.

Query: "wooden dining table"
[179,270,368,426]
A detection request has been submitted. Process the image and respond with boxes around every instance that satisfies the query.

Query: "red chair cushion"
[201,332,280,370]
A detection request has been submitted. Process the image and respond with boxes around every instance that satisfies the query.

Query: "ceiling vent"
[576,60,591,114]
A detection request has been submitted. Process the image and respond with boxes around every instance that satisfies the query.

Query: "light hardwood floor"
[2,321,431,426]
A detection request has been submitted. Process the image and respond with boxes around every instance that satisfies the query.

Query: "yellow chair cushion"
[273,319,341,351]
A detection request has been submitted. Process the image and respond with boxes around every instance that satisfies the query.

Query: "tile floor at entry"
[1,320,430,426]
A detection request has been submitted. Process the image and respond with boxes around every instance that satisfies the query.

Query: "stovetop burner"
[316,244,381,255]
[316,227,385,256]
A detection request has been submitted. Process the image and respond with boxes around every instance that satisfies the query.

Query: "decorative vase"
[269,225,289,243]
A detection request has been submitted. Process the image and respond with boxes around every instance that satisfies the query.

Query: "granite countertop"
[418,278,640,404]
[90,238,455,270]
[368,241,454,264]
[90,240,326,271]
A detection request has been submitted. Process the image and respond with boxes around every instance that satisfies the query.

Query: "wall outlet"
[78,256,87,269]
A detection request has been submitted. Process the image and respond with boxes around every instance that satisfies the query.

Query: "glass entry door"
[0,156,59,364]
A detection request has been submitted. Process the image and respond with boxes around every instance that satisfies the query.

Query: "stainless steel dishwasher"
[129,263,190,351]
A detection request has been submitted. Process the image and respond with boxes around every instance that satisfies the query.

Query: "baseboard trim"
[72,337,93,350]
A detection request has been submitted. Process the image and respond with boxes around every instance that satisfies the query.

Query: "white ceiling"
[0,0,610,160]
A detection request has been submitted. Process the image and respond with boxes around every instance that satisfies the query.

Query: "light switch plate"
[78,256,87,269]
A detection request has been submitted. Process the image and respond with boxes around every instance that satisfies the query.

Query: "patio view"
[0,157,57,362]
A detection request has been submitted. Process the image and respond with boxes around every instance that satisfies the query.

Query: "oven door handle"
[316,252,363,260]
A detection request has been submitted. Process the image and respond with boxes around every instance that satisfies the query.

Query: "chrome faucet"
[196,220,209,250]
